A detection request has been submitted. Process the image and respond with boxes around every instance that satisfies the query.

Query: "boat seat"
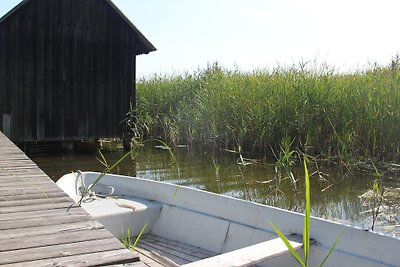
[81,195,162,239]
[181,235,303,267]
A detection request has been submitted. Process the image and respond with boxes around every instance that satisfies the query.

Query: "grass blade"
[318,230,344,267]
[96,149,109,168]
[303,158,311,265]
[132,223,148,251]
[270,222,306,267]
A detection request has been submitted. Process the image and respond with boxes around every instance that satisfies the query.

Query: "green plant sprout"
[270,158,342,267]
[272,136,298,191]
[121,223,148,251]
[369,160,385,231]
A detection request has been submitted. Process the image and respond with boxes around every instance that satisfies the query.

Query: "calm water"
[31,145,400,235]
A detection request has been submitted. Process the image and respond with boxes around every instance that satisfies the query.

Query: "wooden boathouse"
[0,0,155,143]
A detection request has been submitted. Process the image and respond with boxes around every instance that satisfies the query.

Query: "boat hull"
[57,172,400,267]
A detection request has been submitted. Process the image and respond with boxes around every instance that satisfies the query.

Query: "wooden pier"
[0,131,140,266]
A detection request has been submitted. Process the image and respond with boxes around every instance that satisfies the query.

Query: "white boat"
[57,171,400,267]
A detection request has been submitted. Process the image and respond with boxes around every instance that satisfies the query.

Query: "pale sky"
[1,0,400,77]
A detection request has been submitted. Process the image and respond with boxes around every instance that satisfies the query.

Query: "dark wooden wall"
[0,0,141,142]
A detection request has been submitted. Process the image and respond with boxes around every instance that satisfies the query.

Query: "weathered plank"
[143,235,215,258]
[135,235,218,267]
[138,239,202,263]
[3,249,139,267]
[0,174,46,181]
[149,251,181,267]
[135,247,167,267]
[0,219,104,240]
[0,228,113,252]
[0,200,75,213]
[0,186,62,195]
[0,206,87,221]
[0,196,72,207]
[0,212,92,230]
[0,191,67,201]
[0,238,126,265]
[137,242,191,265]
[115,261,149,267]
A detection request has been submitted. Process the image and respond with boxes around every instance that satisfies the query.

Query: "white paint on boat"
[182,236,303,267]
[57,172,400,267]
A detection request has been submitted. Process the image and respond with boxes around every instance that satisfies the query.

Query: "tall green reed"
[135,60,400,163]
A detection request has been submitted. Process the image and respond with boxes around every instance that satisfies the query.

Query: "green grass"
[135,61,400,163]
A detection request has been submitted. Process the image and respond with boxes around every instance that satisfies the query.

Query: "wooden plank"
[0,200,75,213]
[3,249,139,267]
[0,161,37,165]
[0,219,104,240]
[137,241,191,265]
[0,168,47,174]
[0,181,64,193]
[115,261,149,267]
[0,167,41,172]
[0,196,72,208]
[0,212,92,230]
[0,159,30,163]
[0,186,63,196]
[182,236,303,267]
[0,168,41,173]
[135,247,166,267]
[143,235,215,258]
[0,172,47,178]
[139,239,203,263]
[0,170,44,174]
[0,191,67,201]
[0,183,64,194]
[0,176,49,183]
[0,169,43,173]
[0,228,113,252]
[0,165,41,169]
[0,238,124,265]
[0,206,87,221]
[0,175,55,182]
[148,251,181,267]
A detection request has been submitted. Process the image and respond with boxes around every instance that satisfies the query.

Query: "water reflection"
[31,145,399,234]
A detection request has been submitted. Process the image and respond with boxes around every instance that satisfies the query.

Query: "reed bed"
[135,61,400,163]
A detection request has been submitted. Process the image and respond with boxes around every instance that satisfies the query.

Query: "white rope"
[75,171,115,203]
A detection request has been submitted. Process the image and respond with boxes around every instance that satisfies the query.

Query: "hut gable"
[0,0,155,142]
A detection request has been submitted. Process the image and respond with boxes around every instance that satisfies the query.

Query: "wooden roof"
[0,0,156,55]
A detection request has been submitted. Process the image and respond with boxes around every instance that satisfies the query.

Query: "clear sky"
[1,0,400,77]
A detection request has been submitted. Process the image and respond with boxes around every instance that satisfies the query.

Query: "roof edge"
[0,0,29,25]
[105,0,156,55]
